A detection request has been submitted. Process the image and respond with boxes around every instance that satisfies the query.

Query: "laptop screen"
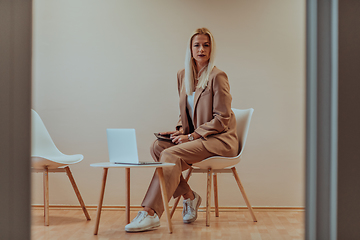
[106,129,139,164]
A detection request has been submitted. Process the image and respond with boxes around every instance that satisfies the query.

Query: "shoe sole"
[125,223,160,232]
[183,194,202,224]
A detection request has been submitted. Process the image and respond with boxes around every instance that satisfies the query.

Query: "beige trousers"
[141,139,215,217]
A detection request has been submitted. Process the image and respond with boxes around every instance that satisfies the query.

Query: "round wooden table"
[90,162,175,234]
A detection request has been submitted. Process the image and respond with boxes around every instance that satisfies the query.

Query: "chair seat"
[192,156,241,170]
[31,154,83,169]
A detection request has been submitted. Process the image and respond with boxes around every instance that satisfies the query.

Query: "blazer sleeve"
[176,117,182,130]
[195,71,233,138]
[175,70,183,130]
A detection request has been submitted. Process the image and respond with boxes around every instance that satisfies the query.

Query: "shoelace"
[182,201,187,215]
[132,211,147,223]
[183,199,195,216]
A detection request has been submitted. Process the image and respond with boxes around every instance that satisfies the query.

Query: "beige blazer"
[176,67,239,157]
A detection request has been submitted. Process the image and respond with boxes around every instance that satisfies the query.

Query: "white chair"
[170,108,257,226]
[31,109,91,226]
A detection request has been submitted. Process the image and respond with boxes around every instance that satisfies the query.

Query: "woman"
[125,28,239,232]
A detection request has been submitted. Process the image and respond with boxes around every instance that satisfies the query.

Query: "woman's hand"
[172,132,201,144]
[159,127,184,138]
[159,131,176,136]
[171,134,189,144]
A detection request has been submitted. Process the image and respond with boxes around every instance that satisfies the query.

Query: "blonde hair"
[184,28,216,95]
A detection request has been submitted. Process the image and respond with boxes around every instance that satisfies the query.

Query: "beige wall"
[32,0,305,208]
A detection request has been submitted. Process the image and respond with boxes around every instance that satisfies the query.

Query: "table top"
[90,162,175,168]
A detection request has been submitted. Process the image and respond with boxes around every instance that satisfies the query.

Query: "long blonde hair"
[184,28,216,95]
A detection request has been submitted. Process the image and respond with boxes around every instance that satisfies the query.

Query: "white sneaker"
[125,211,160,232]
[182,191,202,223]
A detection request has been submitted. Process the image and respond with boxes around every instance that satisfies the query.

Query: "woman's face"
[191,34,211,67]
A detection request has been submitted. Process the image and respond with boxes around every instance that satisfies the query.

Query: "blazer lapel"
[179,88,190,133]
[193,87,206,126]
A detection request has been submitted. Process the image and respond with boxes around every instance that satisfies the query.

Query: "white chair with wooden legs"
[31,109,91,226]
[170,108,257,226]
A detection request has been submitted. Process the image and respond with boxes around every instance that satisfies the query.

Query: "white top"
[186,92,195,121]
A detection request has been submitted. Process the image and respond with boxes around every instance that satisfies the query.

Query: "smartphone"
[154,133,172,141]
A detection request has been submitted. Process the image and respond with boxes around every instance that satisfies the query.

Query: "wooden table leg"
[94,168,109,235]
[65,166,91,220]
[43,167,49,226]
[157,167,173,234]
[125,168,130,224]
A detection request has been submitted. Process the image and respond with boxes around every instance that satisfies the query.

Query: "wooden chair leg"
[206,168,213,226]
[43,167,49,226]
[170,167,193,218]
[94,168,109,235]
[170,197,181,219]
[65,166,91,220]
[231,167,257,222]
[157,167,173,234]
[213,173,219,217]
[125,168,130,224]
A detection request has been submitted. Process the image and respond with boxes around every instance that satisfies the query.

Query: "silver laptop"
[107,128,161,165]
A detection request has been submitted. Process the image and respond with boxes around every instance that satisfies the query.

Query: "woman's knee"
[150,140,161,161]
[150,140,158,153]
[159,148,179,163]
[150,139,173,161]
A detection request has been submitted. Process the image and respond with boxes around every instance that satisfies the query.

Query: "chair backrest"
[31,109,62,157]
[232,108,254,156]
